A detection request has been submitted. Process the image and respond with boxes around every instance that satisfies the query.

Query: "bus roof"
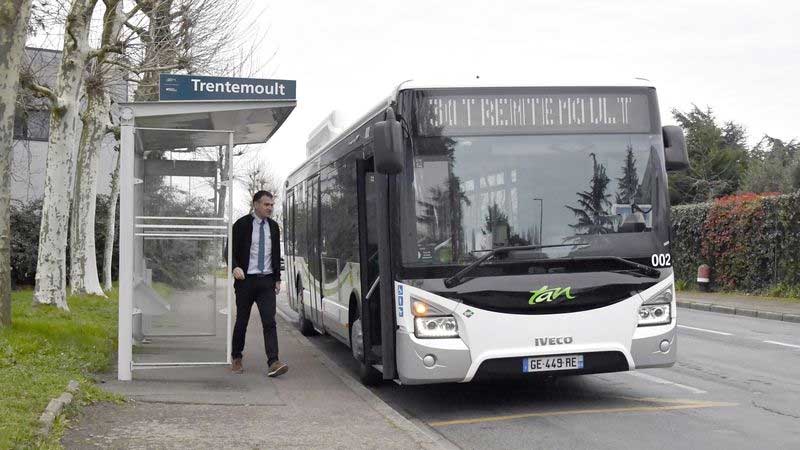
[394,78,656,91]
[289,79,657,182]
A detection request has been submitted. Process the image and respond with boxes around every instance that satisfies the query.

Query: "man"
[231,191,288,377]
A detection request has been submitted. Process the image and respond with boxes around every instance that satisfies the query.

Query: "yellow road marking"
[428,401,737,427]
[617,396,710,405]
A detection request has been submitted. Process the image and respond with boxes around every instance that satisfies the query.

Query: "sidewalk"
[677,291,800,323]
[61,293,448,449]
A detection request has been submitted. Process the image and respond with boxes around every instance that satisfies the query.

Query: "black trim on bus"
[376,172,398,379]
[403,268,667,315]
[356,158,375,365]
[472,351,629,381]
[398,257,665,281]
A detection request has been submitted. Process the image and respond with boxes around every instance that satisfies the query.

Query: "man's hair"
[253,191,274,203]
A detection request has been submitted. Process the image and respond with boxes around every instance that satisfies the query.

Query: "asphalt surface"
[280,303,800,450]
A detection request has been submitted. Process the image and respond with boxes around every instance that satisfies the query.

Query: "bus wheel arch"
[348,292,361,354]
[349,292,381,385]
[348,293,360,336]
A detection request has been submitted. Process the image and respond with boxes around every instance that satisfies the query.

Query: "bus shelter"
[117,89,295,381]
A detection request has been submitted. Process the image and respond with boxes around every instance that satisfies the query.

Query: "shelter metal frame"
[118,99,296,380]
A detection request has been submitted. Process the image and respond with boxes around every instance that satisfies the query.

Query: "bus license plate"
[523,354,584,373]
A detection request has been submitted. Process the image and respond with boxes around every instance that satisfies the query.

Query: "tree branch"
[122,1,141,22]
[107,124,121,140]
[107,59,185,74]
[20,77,58,105]
[124,4,142,22]
[124,21,149,42]
[66,19,79,53]
[89,43,125,61]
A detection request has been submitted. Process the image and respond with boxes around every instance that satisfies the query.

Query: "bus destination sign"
[416,92,652,136]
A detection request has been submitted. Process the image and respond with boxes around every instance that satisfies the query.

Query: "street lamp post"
[533,198,543,245]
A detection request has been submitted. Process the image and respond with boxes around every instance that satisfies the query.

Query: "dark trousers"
[231,274,279,365]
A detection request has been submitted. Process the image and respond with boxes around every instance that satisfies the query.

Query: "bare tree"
[70,0,125,297]
[121,0,248,100]
[94,0,258,293]
[102,144,119,291]
[21,0,272,304]
[0,0,35,326]
[239,158,279,212]
[25,0,101,310]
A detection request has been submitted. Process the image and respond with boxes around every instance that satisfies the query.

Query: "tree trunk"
[33,0,99,310]
[69,91,109,297]
[103,148,119,291]
[0,0,35,326]
[96,0,124,294]
[217,146,228,217]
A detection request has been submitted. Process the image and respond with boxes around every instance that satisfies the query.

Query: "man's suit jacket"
[232,214,281,286]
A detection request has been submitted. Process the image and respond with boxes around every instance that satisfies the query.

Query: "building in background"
[11,47,124,204]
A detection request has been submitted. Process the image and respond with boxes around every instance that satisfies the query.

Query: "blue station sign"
[159,74,296,101]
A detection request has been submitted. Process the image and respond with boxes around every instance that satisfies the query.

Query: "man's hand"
[275,281,281,294]
[233,267,245,280]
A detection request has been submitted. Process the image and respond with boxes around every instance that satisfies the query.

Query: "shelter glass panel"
[132,128,232,364]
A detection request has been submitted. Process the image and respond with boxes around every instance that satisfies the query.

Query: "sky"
[249,0,799,184]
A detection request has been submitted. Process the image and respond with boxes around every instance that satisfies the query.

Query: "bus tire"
[350,316,382,386]
[296,283,316,336]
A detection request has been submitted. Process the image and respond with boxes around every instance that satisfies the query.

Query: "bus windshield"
[401,132,670,267]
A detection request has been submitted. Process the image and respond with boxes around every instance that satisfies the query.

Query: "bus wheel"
[350,317,382,386]
[297,284,316,336]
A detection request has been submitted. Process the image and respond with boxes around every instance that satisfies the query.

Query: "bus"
[283,81,689,385]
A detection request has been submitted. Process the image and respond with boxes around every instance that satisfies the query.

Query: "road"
[277,299,800,450]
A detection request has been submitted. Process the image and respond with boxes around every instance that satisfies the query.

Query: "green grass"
[0,288,122,449]
[674,279,693,291]
[676,283,800,302]
[151,282,174,300]
[764,283,800,299]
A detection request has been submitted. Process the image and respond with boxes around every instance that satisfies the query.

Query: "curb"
[677,300,800,323]
[275,307,457,450]
[38,380,80,438]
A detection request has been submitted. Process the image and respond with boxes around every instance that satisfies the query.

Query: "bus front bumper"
[395,332,472,385]
[630,324,677,369]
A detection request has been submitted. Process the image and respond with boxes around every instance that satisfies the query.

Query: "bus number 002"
[651,254,671,267]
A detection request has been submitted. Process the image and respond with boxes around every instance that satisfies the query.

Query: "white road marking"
[626,371,708,394]
[763,340,800,349]
[678,325,733,336]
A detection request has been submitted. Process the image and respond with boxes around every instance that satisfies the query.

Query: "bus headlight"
[414,316,459,338]
[410,297,458,338]
[638,284,673,327]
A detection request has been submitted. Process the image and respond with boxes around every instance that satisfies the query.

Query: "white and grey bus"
[283,81,689,385]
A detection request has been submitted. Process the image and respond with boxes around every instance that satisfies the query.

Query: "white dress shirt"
[247,214,273,275]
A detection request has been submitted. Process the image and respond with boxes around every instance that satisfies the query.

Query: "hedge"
[10,194,119,287]
[671,192,800,293]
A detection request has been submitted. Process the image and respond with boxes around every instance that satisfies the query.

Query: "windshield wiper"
[566,256,661,278]
[443,243,588,288]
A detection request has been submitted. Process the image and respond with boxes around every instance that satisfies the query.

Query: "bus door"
[286,188,297,311]
[306,175,323,327]
[357,159,381,366]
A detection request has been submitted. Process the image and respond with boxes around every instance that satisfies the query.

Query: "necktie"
[258,220,266,272]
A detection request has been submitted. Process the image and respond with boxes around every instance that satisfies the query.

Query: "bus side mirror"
[374,108,403,175]
[663,125,690,171]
